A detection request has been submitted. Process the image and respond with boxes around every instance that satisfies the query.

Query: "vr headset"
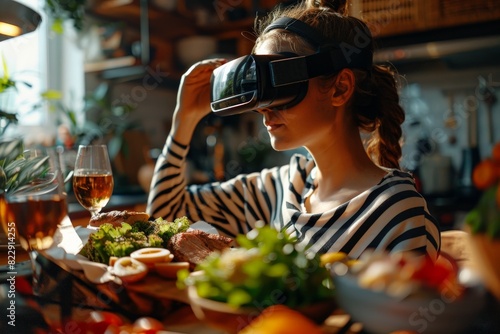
[210,17,373,116]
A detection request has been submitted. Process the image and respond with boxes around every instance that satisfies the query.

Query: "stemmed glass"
[0,147,68,294]
[72,145,114,219]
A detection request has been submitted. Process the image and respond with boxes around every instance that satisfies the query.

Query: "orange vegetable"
[473,159,498,190]
[238,305,322,334]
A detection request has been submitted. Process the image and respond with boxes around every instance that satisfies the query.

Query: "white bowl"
[332,272,486,334]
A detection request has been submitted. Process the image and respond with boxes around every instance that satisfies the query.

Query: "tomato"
[410,254,459,293]
[89,311,124,327]
[132,317,165,333]
[473,159,499,190]
[68,311,124,334]
[61,320,109,334]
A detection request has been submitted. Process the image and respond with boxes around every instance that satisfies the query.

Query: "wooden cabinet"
[85,0,275,81]
[85,0,500,80]
[89,0,196,40]
[350,0,500,38]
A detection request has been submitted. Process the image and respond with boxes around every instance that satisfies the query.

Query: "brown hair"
[254,0,405,169]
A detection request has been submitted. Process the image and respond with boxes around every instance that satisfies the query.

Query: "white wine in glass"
[72,145,114,218]
[0,147,68,294]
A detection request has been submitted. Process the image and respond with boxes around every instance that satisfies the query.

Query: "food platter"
[37,218,210,320]
[39,213,337,330]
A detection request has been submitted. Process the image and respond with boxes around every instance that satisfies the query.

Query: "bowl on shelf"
[331,270,486,334]
[176,36,217,67]
[187,285,336,334]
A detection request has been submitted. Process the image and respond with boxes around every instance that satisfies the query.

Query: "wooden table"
[2,223,500,334]
[1,220,361,334]
[2,251,361,334]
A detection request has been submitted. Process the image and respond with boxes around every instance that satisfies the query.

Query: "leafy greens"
[80,216,190,264]
[178,222,334,308]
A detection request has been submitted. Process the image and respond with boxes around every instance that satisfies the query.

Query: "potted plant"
[464,142,500,300]
[0,139,50,194]
[44,0,87,34]
[0,56,27,136]
[48,82,145,189]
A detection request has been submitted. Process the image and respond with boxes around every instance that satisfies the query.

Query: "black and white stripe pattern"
[147,136,440,259]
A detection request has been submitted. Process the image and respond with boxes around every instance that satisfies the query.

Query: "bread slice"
[89,210,150,228]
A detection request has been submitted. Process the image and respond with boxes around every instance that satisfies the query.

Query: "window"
[0,0,46,127]
[0,0,84,144]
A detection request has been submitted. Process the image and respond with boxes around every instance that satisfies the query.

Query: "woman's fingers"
[175,58,228,120]
[183,58,227,79]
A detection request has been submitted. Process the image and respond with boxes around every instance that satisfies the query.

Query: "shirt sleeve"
[146,135,282,238]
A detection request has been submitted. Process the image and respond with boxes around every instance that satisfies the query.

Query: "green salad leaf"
[465,186,500,239]
[178,222,334,308]
[80,216,190,264]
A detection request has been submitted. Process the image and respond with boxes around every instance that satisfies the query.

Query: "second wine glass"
[72,145,114,218]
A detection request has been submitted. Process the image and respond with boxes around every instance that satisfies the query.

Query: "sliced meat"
[167,230,232,270]
[191,229,234,251]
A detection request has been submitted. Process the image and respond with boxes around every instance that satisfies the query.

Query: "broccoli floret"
[157,216,190,244]
[124,231,149,244]
[131,220,158,235]
[80,216,191,264]
[148,234,164,248]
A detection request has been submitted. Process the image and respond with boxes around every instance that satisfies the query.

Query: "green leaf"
[227,289,252,307]
[41,89,63,100]
[488,216,500,238]
[0,139,51,193]
[0,110,19,123]
[265,263,289,277]
[51,19,64,34]
[466,186,500,239]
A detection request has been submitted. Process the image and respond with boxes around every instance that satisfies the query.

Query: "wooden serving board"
[39,223,193,320]
[124,272,190,304]
[38,252,191,320]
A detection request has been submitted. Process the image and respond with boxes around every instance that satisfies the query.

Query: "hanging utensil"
[478,76,497,145]
[443,91,458,145]
[457,94,480,196]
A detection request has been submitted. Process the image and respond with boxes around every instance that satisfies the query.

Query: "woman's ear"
[331,69,355,107]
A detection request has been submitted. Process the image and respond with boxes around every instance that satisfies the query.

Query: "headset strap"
[263,17,331,48]
[265,17,373,86]
[270,48,371,87]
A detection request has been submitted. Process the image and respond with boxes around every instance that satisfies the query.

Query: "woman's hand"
[174,58,227,125]
[169,58,227,145]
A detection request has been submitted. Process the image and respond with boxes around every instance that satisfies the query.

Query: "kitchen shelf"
[85,0,260,80]
[84,55,137,73]
[88,0,196,40]
[350,0,500,38]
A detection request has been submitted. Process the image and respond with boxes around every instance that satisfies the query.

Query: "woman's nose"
[255,108,273,114]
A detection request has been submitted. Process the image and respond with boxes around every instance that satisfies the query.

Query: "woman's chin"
[270,138,299,152]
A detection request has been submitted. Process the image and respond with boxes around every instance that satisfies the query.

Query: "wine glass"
[72,145,114,218]
[0,147,68,294]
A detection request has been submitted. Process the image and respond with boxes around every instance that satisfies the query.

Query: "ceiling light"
[0,0,42,42]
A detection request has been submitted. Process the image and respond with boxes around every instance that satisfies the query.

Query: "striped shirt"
[147,136,441,260]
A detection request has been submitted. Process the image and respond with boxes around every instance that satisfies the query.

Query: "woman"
[147,0,440,259]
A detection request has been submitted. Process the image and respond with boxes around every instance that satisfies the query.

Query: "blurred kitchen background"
[1,0,499,229]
